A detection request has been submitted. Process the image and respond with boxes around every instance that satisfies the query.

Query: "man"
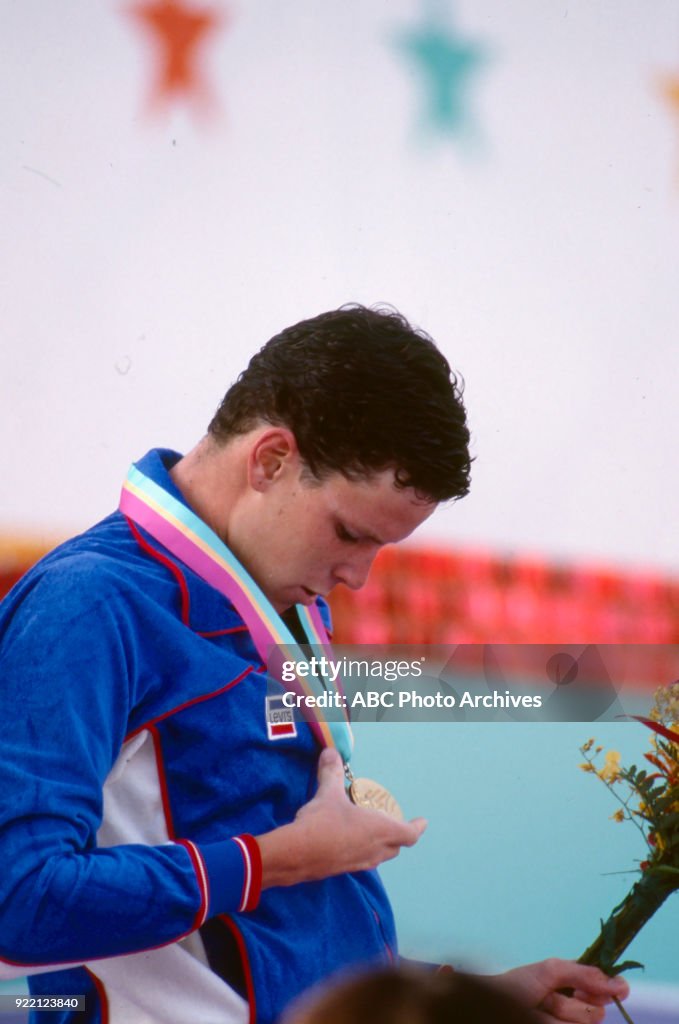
[0,306,627,1022]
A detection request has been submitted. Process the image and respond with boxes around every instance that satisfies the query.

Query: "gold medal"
[348,775,405,822]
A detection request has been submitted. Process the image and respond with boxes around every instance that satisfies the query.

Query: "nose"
[333,550,378,591]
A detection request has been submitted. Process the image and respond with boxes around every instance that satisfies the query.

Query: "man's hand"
[256,748,427,888]
[491,959,630,1023]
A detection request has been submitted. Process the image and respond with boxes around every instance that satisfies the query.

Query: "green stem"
[612,995,635,1024]
[578,870,677,970]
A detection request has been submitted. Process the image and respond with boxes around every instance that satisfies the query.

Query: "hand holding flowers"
[577,683,679,1021]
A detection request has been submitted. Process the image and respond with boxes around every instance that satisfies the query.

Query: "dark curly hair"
[208,305,472,503]
[284,964,539,1024]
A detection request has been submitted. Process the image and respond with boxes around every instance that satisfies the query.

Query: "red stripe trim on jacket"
[221,916,256,1024]
[126,517,191,627]
[197,626,249,638]
[124,666,255,742]
[148,724,176,838]
[84,966,109,1024]
[232,835,263,913]
[147,727,210,931]
[175,840,210,929]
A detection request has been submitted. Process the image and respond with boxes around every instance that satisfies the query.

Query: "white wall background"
[2,0,678,573]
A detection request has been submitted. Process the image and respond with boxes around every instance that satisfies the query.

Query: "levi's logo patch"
[266,695,297,740]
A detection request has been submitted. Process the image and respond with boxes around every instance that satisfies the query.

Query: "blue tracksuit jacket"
[0,449,396,1024]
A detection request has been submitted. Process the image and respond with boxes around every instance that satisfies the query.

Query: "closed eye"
[336,523,360,543]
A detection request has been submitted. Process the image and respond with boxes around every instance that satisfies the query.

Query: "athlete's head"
[282,964,539,1024]
[208,304,472,504]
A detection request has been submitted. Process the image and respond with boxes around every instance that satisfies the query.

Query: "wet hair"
[283,964,539,1024]
[208,305,472,503]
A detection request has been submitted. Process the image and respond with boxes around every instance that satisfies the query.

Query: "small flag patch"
[266,695,297,740]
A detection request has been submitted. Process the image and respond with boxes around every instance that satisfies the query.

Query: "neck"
[169,436,244,543]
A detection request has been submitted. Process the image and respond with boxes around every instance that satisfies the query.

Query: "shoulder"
[1,513,160,630]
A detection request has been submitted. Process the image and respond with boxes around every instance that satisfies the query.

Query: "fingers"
[552,964,629,1003]
[404,816,428,843]
[538,991,607,1023]
[314,748,346,797]
[570,990,614,1007]
[317,757,425,850]
[359,808,427,849]
[314,751,427,838]
[494,959,630,1022]
[534,963,629,1023]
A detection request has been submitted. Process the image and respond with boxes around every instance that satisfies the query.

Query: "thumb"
[315,747,346,797]
[408,816,428,840]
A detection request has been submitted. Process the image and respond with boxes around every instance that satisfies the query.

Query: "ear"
[247,427,301,492]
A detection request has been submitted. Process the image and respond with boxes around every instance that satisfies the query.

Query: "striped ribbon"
[119,463,353,762]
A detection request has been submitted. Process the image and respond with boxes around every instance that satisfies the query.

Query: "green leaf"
[611,961,644,975]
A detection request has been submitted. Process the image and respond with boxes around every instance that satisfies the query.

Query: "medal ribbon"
[119,463,353,762]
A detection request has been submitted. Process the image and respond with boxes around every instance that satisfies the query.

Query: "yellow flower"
[582,739,595,753]
[651,682,679,726]
[611,809,625,823]
[579,763,595,773]
[647,829,669,852]
[598,750,622,783]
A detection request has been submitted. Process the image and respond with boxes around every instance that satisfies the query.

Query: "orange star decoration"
[659,71,679,181]
[127,0,226,117]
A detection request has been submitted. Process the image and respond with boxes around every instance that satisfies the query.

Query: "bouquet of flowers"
[578,682,679,1022]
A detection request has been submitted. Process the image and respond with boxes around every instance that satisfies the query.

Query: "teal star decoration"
[394,2,488,143]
